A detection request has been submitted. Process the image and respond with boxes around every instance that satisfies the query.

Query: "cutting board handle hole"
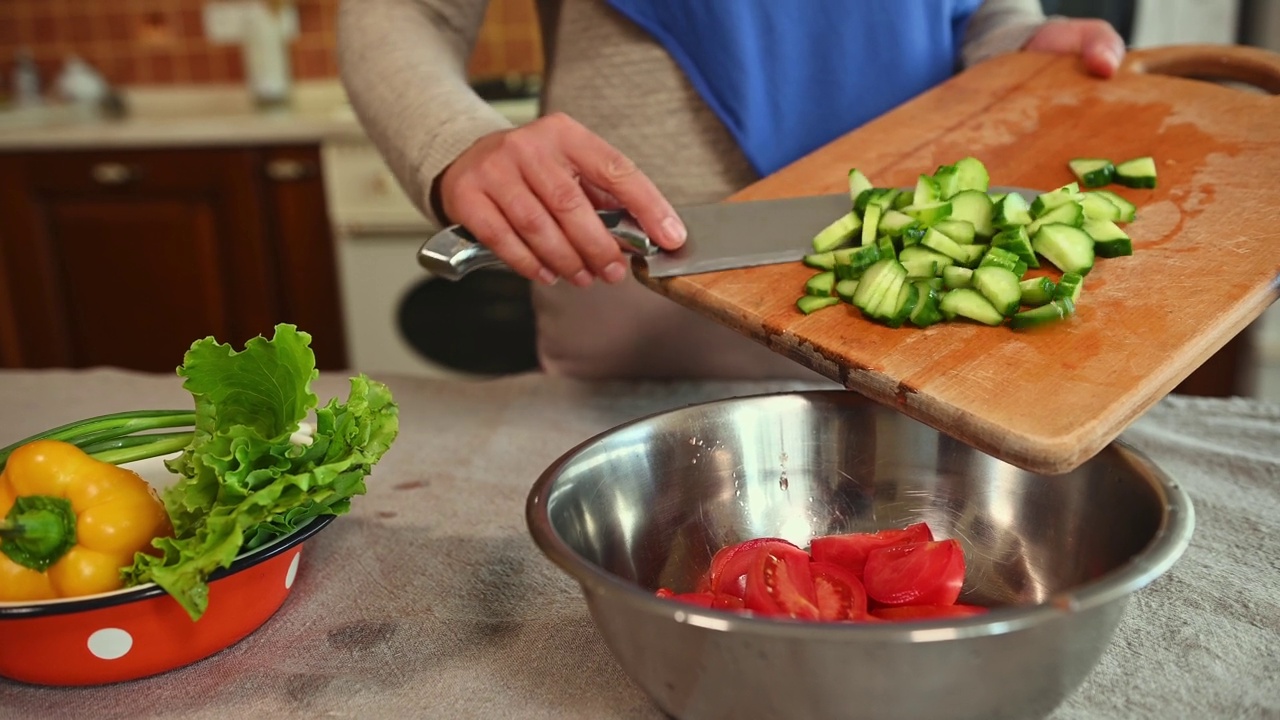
[1126,44,1280,96]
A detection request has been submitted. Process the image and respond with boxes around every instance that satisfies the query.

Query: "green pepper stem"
[0,496,78,572]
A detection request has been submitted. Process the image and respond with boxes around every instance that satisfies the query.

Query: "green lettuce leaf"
[123,325,399,621]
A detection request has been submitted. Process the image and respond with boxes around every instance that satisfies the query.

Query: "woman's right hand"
[437,112,688,287]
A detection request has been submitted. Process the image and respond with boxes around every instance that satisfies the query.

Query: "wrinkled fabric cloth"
[0,369,1276,720]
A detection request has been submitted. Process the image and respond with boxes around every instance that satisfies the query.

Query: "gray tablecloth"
[0,369,1277,720]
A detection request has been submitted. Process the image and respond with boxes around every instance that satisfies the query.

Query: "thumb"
[1026,19,1126,78]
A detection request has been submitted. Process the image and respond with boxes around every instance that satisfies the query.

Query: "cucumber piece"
[900,224,928,247]
[811,211,861,253]
[1018,276,1056,306]
[913,174,942,206]
[835,279,859,303]
[1068,158,1116,188]
[1027,201,1084,236]
[1011,298,1075,330]
[1032,224,1096,276]
[899,245,954,271]
[854,188,892,215]
[903,201,953,226]
[884,282,920,328]
[1081,192,1124,223]
[833,244,882,279]
[935,219,976,245]
[894,191,914,210]
[909,281,944,328]
[921,227,972,265]
[942,265,973,290]
[956,243,989,269]
[992,226,1039,269]
[861,203,883,246]
[797,295,841,315]
[953,156,991,193]
[878,209,920,238]
[902,258,939,280]
[848,169,874,203]
[804,252,836,270]
[1054,271,1085,303]
[988,191,1008,205]
[949,190,995,239]
[877,235,896,261]
[871,272,907,321]
[1091,190,1138,222]
[1030,182,1083,217]
[805,271,837,297]
[972,266,1022,317]
[922,277,944,291]
[979,246,1026,276]
[939,288,1004,326]
[1083,218,1133,258]
[1114,156,1157,189]
[851,258,903,314]
[993,191,1033,229]
[932,164,960,199]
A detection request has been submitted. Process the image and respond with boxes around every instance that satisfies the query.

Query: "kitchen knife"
[416,187,1039,280]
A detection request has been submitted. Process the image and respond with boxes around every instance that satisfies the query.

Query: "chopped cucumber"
[1083,219,1133,258]
[934,219,976,245]
[992,226,1039,269]
[921,227,972,265]
[939,288,1004,326]
[1090,190,1137,222]
[797,295,841,315]
[903,201,953,226]
[848,169,874,203]
[833,244,882,279]
[1081,192,1124,223]
[804,252,836,270]
[972,266,1022,317]
[836,279,859,303]
[903,259,939,280]
[932,164,960,199]
[1033,225,1095,276]
[993,191,1033,229]
[914,174,942,206]
[948,190,995,239]
[979,246,1027,277]
[851,258,902,314]
[1054,272,1085,303]
[899,244,954,271]
[1030,182,1083,217]
[953,156,990,193]
[942,265,973,290]
[805,271,836,297]
[901,225,928,247]
[1114,156,1157,189]
[871,272,907,321]
[1027,201,1084,236]
[1068,158,1116,188]
[909,282,944,328]
[1011,298,1075,330]
[884,282,920,328]
[812,211,861,252]
[861,203,883,247]
[1018,276,1056,306]
[879,209,920,238]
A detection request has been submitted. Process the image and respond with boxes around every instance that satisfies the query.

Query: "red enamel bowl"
[0,454,335,687]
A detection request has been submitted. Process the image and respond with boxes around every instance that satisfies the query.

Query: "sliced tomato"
[708,537,798,598]
[668,591,716,608]
[655,587,676,599]
[711,592,746,611]
[808,561,868,621]
[743,544,819,619]
[862,538,965,607]
[809,522,934,579]
[871,604,988,622]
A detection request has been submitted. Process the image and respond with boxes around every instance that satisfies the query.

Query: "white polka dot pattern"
[285,552,301,589]
[87,628,133,660]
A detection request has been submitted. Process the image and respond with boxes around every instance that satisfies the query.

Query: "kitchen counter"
[0,369,1276,719]
[0,82,539,150]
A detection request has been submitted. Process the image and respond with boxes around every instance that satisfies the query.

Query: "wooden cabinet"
[0,145,347,373]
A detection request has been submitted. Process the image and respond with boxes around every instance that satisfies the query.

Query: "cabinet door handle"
[91,162,140,186]
[266,158,317,182]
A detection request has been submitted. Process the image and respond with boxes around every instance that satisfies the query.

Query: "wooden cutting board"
[637,44,1280,475]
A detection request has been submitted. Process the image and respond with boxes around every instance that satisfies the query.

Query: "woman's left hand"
[1025,18,1127,78]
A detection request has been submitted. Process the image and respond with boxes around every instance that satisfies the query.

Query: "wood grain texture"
[637,46,1280,475]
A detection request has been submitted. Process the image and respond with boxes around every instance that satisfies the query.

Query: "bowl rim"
[0,513,335,619]
[525,389,1196,642]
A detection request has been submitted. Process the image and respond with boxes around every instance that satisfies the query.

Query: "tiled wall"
[0,0,542,95]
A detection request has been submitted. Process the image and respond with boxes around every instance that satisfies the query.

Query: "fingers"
[1025,18,1126,79]
[447,185,558,286]
[559,118,688,251]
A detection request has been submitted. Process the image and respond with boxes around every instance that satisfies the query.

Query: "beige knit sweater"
[337,0,1049,380]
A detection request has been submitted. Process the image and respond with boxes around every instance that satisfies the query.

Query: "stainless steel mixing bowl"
[526,391,1194,720]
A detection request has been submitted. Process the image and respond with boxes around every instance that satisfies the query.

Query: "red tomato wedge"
[809,561,868,621]
[810,522,934,579]
[743,544,820,619]
[871,604,988,621]
[707,537,798,598]
[862,539,966,607]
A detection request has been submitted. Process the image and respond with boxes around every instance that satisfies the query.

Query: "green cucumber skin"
[797,295,841,315]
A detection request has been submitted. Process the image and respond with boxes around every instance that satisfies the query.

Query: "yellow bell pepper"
[0,439,173,601]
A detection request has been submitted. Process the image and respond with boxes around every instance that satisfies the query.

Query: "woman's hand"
[437,112,687,287]
[1024,17,1127,78]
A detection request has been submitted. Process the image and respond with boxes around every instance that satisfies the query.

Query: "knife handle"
[416,210,659,281]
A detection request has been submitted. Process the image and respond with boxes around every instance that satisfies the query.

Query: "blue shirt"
[604,0,983,176]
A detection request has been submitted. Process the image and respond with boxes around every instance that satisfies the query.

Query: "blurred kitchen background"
[0,0,1276,401]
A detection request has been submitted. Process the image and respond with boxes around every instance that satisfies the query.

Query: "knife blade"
[416,187,1039,280]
